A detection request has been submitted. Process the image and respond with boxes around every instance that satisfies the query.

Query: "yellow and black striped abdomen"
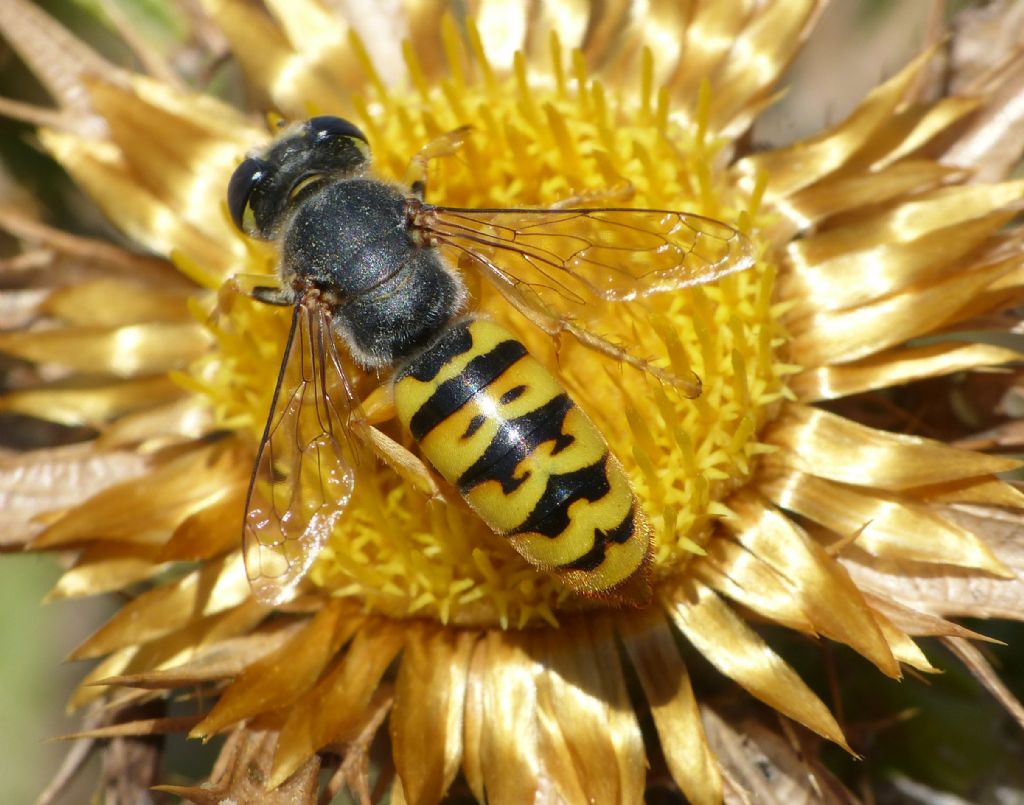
[393,318,651,604]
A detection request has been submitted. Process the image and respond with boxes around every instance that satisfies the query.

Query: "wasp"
[226,115,753,608]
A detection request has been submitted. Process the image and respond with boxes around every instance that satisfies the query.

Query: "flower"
[3,0,1024,802]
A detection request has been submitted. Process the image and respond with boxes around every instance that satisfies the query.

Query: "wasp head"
[226,116,370,239]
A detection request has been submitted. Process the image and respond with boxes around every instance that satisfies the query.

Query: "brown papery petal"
[777,160,965,232]
[533,619,645,805]
[99,620,306,690]
[270,623,405,788]
[69,649,135,713]
[192,600,361,738]
[0,322,209,378]
[764,403,1019,490]
[0,444,148,548]
[33,440,248,548]
[691,542,817,635]
[0,288,49,329]
[0,206,186,287]
[760,468,1011,576]
[72,552,251,660]
[91,601,267,690]
[946,76,1024,181]
[86,79,252,251]
[866,607,938,673]
[945,4,1024,180]
[391,624,477,805]
[462,631,542,804]
[205,0,353,117]
[787,260,1012,367]
[42,279,191,327]
[0,0,120,124]
[865,591,1001,642]
[724,492,898,677]
[787,182,1024,267]
[707,0,821,137]
[791,342,1024,401]
[39,129,235,277]
[664,1,759,108]
[841,505,1024,621]
[619,609,722,805]
[0,375,184,427]
[96,396,216,450]
[737,47,938,199]
[703,710,859,803]
[128,72,254,138]
[783,211,1016,318]
[918,478,1024,507]
[262,0,370,97]
[605,4,693,88]
[48,541,164,600]
[57,715,202,742]
[157,727,319,805]
[664,579,850,750]
[856,96,981,172]
[157,488,245,563]
[68,601,265,716]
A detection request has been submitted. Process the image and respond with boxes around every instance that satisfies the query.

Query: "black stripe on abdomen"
[409,338,528,441]
[509,455,611,537]
[403,322,473,382]
[456,393,575,495]
[562,505,636,571]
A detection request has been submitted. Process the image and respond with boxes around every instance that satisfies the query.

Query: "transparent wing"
[243,298,358,605]
[414,204,754,393]
[415,205,755,304]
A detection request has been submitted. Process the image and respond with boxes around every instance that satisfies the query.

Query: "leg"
[363,423,443,500]
[360,383,396,425]
[212,274,290,327]
[353,383,444,500]
[465,250,702,397]
[405,125,473,200]
[550,182,635,209]
[220,273,291,306]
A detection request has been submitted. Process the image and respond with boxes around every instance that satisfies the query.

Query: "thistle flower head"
[3,1,1024,802]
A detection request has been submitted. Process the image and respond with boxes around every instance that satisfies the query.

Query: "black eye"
[307,116,367,144]
[227,156,270,234]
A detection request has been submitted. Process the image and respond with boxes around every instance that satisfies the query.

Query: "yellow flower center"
[197,28,785,628]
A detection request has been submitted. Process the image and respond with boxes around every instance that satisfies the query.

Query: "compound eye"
[227,156,269,236]
[308,116,367,145]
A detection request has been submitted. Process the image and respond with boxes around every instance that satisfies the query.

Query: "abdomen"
[393,318,651,603]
